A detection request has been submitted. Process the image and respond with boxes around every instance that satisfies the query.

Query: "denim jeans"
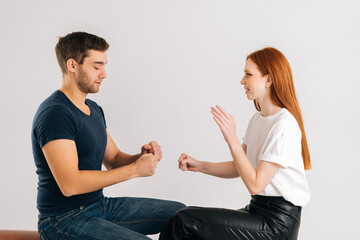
[38,197,186,240]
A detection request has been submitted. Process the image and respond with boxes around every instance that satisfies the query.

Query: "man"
[32,31,185,240]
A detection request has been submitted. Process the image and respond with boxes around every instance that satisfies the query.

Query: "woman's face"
[240,59,270,101]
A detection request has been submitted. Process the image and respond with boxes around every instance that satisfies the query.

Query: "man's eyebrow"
[93,61,108,65]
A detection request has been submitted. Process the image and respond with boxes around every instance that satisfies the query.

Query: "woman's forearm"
[227,138,258,194]
[200,161,239,178]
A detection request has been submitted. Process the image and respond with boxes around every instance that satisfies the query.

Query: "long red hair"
[247,47,311,170]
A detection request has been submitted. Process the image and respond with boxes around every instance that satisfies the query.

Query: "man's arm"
[103,130,162,170]
[102,131,140,170]
[42,138,159,197]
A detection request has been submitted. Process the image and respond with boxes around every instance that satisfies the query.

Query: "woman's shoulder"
[273,109,301,135]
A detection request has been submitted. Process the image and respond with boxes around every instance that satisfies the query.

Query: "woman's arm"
[178,153,239,178]
[211,105,281,195]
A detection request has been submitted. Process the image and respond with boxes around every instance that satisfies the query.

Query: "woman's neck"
[257,97,282,117]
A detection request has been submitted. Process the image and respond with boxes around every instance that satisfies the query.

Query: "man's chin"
[88,88,100,94]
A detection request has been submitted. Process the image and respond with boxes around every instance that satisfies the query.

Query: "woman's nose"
[240,77,245,85]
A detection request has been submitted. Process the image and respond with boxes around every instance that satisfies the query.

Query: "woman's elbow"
[248,185,265,196]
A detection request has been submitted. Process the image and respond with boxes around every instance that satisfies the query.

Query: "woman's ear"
[265,75,272,88]
[66,59,77,73]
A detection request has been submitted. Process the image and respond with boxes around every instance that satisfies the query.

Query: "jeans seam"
[39,229,49,240]
[38,217,50,227]
[62,231,92,240]
[115,218,168,225]
[102,198,108,220]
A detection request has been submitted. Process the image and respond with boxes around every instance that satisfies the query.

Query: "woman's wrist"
[227,137,241,149]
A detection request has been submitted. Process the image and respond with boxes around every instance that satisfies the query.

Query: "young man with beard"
[32,32,185,240]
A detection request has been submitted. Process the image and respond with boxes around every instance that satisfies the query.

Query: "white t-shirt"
[243,108,311,206]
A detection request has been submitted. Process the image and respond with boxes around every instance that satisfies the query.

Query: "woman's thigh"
[160,206,283,240]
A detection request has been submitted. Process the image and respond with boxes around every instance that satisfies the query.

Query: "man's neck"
[60,76,87,108]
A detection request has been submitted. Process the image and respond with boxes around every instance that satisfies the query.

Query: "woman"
[159,47,311,240]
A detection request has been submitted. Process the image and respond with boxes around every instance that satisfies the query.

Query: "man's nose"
[100,70,107,79]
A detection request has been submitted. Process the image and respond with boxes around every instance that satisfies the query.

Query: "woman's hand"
[178,153,202,172]
[211,105,238,144]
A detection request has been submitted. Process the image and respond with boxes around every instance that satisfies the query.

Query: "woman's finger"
[178,153,187,162]
[211,109,226,125]
[211,106,225,118]
[213,116,223,129]
[216,105,231,119]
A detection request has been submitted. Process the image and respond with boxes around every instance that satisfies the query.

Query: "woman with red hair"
[160,47,311,240]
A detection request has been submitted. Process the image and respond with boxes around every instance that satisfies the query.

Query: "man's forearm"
[107,152,141,169]
[61,163,139,197]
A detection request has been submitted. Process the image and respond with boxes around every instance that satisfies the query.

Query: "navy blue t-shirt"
[32,90,107,218]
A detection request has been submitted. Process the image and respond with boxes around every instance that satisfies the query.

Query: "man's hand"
[133,153,160,177]
[141,141,162,160]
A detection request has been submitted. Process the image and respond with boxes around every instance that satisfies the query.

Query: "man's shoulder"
[38,90,67,109]
[34,91,74,124]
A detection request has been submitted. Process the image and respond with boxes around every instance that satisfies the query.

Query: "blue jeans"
[38,197,186,240]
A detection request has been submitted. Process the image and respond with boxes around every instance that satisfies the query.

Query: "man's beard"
[76,68,99,94]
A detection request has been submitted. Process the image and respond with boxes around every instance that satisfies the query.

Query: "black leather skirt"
[159,195,302,240]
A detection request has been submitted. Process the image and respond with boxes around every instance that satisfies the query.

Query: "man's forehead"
[85,50,108,63]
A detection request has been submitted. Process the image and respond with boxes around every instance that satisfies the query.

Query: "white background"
[0,0,359,239]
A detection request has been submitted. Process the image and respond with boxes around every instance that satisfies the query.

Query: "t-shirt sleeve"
[260,121,298,168]
[35,106,76,148]
[242,115,254,145]
[99,106,107,129]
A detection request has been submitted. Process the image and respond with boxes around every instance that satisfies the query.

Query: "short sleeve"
[260,121,298,168]
[99,106,107,129]
[35,106,76,148]
[242,115,254,145]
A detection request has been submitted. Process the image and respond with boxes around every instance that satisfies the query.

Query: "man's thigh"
[40,216,151,240]
[38,200,152,240]
[66,216,152,240]
[104,197,186,235]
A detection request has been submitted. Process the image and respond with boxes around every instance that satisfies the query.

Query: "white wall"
[0,0,359,239]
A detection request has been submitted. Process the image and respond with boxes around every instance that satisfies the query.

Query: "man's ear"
[265,75,272,88]
[66,59,77,73]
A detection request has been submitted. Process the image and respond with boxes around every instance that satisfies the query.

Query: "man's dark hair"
[55,32,109,74]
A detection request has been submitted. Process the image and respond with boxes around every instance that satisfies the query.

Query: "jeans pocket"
[54,206,84,226]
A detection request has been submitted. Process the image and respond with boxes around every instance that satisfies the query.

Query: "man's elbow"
[59,184,78,197]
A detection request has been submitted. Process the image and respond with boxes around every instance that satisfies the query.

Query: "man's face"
[75,50,107,94]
